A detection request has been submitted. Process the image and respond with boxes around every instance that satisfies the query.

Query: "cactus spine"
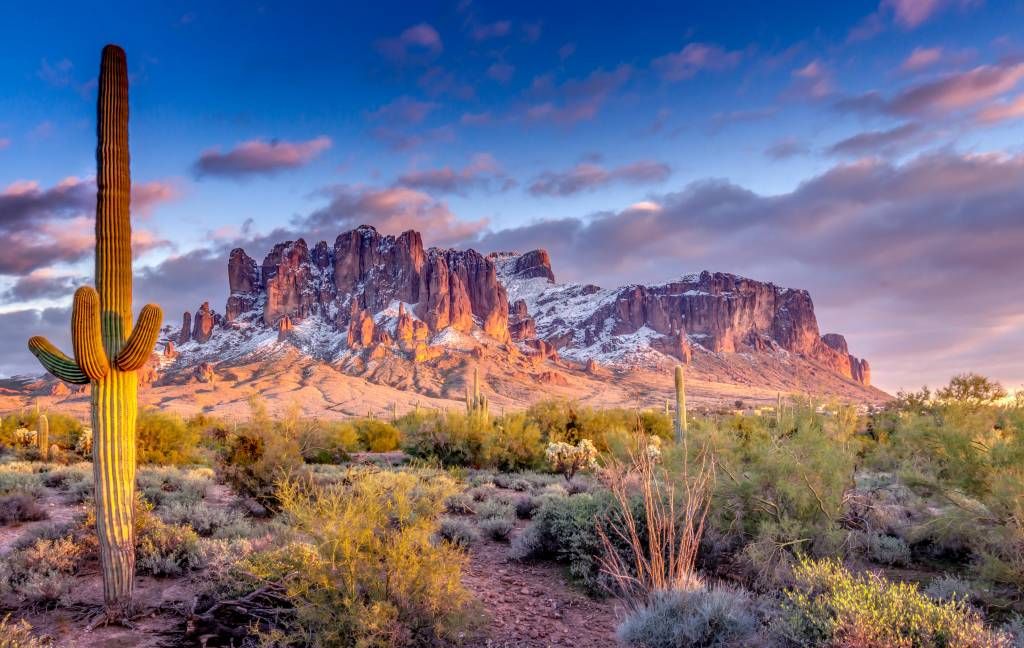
[466,366,489,419]
[37,414,49,461]
[26,45,162,617]
[674,365,687,444]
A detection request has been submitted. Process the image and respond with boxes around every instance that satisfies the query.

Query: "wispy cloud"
[395,154,515,195]
[528,159,671,196]
[901,46,944,71]
[375,23,443,65]
[976,93,1024,124]
[469,20,511,42]
[764,137,809,160]
[827,122,923,157]
[193,137,331,179]
[522,65,632,125]
[651,43,742,82]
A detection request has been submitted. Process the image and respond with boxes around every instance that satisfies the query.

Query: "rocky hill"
[4,225,886,419]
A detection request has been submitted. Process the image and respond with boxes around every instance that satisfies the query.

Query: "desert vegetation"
[0,372,1020,646]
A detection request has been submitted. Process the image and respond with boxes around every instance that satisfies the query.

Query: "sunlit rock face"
[210,224,510,342]
[494,256,873,386]
[180,225,870,387]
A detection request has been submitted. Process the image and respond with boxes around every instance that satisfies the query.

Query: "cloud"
[651,43,742,82]
[764,138,809,160]
[299,185,487,246]
[522,65,632,125]
[826,122,923,157]
[193,137,331,179]
[0,138,9,150]
[37,58,74,87]
[395,154,515,195]
[709,107,778,134]
[417,67,475,100]
[0,306,72,377]
[790,59,833,98]
[558,43,576,61]
[528,160,671,197]
[375,23,443,65]
[849,0,979,41]
[467,150,1024,391]
[837,61,1024,118]
[368,97,438,126]
[976,93,1024,124]
[132,180,180,214]
[901,46,943,71]
[487,61,515,83]
[469,20,511,42]
[370,125,455,152]
[1,270,87,303]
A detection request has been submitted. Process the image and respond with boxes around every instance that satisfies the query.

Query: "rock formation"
[174,225,872,387]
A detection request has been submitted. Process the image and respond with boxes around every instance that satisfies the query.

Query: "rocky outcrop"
[191,302,218,343]
[163,341,177,359]
[206,224,510,346]
[496,257,872,386]
[178,311,191,344]
[277,316,294,341]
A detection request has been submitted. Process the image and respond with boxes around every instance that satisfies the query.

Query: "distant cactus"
[37,414,49,461]
[25,45,162,617]
[674,365,687,444]
[466,366,489,419]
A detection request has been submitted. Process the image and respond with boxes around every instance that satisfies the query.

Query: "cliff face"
[176,226,871,387]
[214,225,508,342]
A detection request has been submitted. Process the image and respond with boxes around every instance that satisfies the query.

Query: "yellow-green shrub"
[137,409,201,465]
[778,558,1012,647]
[355,419,402,452]
[218,469,474,646]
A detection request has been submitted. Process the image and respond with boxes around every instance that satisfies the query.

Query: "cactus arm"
[27,337,90,384]
[114,304,162,371]
[71,286,110,381]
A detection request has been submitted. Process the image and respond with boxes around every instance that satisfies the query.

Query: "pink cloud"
[368,96,438,125]
[884,0,944,28]
[132,180,180,214]
[529,159,671,196]
[395,153,515,195]
[0,138,9,150]
[193,137,331,178]
[901,46,943,71]
[523,65,632,126]
[890,62,1024,114]
[651,43,742,82]
[376,23,443,64]
[976,93,1024,124]
[486,61,515,83]
[790,59,833,98]
[469,20,511,42]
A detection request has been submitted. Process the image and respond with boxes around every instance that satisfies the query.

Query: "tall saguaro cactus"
[27,45,162,617]
[674,365,687,444]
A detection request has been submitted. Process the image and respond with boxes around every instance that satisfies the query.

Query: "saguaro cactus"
[466,366,489,419]
[27,45,162,617]
[674,365,687,444]
[37,414,49,461]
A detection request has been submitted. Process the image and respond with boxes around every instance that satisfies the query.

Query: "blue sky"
[1,0,1023,394]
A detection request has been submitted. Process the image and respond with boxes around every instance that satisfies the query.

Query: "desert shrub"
[0,470,44,497]
[483,413,544,471]
[475,499,513,521]
[925,575,978,603]
[403,411,489,466]
[137,409,201,465]
[514,491,617,592]
[135,503,204,576]
[354,419,402,452]
[299,420,359,463]
[776,557,1012,647]
[0,532,84,605]
[0,614,52,647]
[480,517,513,542]
[157,500,255,538]
[515,495,538,519]
[445,492,475,515]
[137,466,213,508]
[618,586,763,648]
[41,464,90,491]
[217,425,305,510]
[214,469,473,647]
[854,531,912,567]
[0,411,84,455]
[468,483,497,502]
[437,516,479,547]
[0,493,47,524]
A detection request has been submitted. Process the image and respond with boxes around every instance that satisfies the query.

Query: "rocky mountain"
[161,224,872,390]
[7,225,885,419]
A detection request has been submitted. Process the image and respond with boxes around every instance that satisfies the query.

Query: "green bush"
[137,409,201,465]
[299,421,359,463]
[777,558,1012,647]
[0,614,52,647]
[135,508,204,576]
[0,532,84,605]
[480,517,513,542]
[213,469,474,646]
[355,419,402,452]
[217,425,305,510]
[437,516,479,547]
[618,586,763,648]
[0,493,47,524]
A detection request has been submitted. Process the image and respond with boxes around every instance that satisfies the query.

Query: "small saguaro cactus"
[37,414,49,461]
[466,366,489,419]
[674,365,687,444]
[26,45,162,617]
